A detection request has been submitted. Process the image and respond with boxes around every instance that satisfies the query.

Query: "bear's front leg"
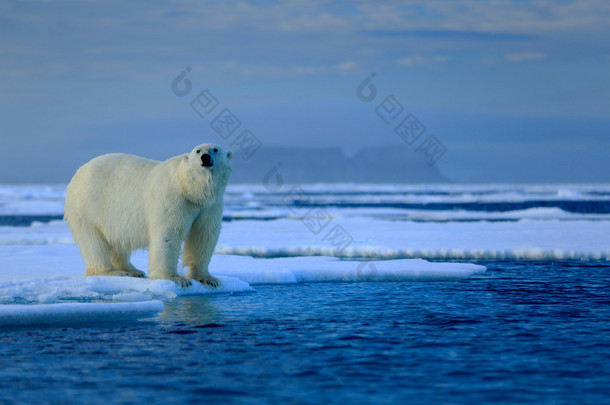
[183,211,222,287]
[148,231,191,288]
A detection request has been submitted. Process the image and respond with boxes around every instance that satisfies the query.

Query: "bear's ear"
[227,150,234,160]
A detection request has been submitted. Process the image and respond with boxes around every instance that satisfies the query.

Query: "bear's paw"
[124,269,146,278]
[168,276,192,289]
[192,275,221,288]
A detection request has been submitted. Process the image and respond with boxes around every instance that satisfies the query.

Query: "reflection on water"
[159,296,222,326]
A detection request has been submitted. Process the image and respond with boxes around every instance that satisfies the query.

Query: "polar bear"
[64,143,233,288]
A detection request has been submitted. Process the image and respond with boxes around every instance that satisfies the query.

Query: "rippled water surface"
[2,262,610,404]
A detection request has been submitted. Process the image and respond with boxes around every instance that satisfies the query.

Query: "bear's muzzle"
[201,153,214,167]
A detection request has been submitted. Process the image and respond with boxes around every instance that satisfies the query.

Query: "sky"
[1,0,609,183]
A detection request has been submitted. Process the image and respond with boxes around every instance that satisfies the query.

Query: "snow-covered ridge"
[224,206,610,222]
[3,183,610,216]
[226,183,610,204]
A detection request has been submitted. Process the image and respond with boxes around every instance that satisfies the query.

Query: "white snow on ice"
[216,217,610,261]
[1,216,609,260]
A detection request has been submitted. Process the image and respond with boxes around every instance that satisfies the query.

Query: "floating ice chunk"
[0,301,163,327]
[0,275,253,305]
[1,256,484,303]
[212,255,487,284]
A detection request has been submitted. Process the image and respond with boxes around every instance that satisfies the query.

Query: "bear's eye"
[213,148,218,153]
[196,150,201,154]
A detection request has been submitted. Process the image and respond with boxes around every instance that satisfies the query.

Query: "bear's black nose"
[201,153,214,167]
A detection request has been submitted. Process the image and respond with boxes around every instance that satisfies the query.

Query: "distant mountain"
[230,146,449,183]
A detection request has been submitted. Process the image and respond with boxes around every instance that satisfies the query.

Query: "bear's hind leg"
[110,248,146,278]
[74,226,131,277]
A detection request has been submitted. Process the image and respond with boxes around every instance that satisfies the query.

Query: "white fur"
[64,143,233,287]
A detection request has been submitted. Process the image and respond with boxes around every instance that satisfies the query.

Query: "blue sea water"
[1,261,610,405]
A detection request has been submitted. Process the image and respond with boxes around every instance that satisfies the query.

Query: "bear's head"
[181,143,233,204]
[190,143,233,170]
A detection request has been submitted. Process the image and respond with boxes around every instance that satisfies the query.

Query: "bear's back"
[65,153,162,247]
[68,153,158,200]
[83,153,159,179]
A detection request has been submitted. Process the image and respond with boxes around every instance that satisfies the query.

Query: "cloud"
[398,55,448,67]
[505,52,546,62]
[398,56,424,66]
[336,60,358,72]
[366,29,533,41]
[355,0,610,34]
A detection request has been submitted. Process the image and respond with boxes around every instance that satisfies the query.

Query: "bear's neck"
[179,160,224,206]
